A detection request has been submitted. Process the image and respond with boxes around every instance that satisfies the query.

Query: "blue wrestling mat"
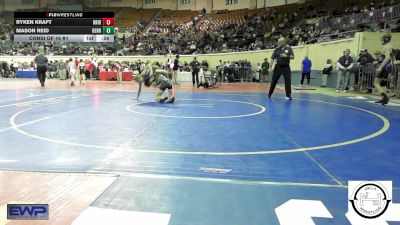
[0,89,399,225]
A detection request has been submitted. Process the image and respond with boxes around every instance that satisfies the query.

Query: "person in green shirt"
[261,58,270,83]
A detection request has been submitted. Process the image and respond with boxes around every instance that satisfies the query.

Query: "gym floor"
[0,79,399,225]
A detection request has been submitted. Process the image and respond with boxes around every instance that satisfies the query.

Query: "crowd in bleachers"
[0,0,399,56]
[0,17,12,42]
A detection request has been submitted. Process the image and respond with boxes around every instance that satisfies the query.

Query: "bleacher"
[115,8,158,29]
[1,0,400,56]
[157,9,198,25]
[208,9,248,28]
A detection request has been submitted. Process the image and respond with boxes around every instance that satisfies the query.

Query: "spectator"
[254,63,261,82]
[11,60,19,77]
[261,58,270,83]
[114,61,123,84]
[357,49,374,93]
[201,60,209,71]
[358,49,374,65]
[321,59,333,87]
[75,57,79,68]
[67,58,77,86]
[85,59,93,80]
[92,57,99,80]
[78,59,86,85]
[58,59,66,80]
[0,3,398,56]
[48,61,57,79]
[0,61,10,78]
[336,49,354,93]
[300,55,312,86]
[172,55,180,85]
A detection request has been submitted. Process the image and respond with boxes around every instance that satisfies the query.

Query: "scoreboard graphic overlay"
[14,12,115,43]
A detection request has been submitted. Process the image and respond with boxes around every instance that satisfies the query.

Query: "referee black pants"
[268,65,292,98]
[192,70,199,86]
[37,65,47,86]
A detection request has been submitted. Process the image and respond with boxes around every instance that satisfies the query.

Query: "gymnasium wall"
[360,32,400,56]
[177,0,211,11]
[139,0,259,10]
[265,0,286,8]
[259,0,303,8]
[179,32,361,71]
[177,1,195,11]
[143,0,176,10]
[197,0,213,12]
[107,0,139,8]
[1,0,301,11]
[250,0,257,9]
[287,0,301,4]
[305,38,359,70]
[1,32,397,72]
[212,0,250,11]
[256,0,264,8]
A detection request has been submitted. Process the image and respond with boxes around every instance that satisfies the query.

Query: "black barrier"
[395,63,400,98]
[233,67,252,82]
[358,64,376,93]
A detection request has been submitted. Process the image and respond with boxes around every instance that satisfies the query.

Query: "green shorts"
[159,80,172,91]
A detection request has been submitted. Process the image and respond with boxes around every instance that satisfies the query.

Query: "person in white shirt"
[67,58,77,86]
[321,59,333,87]
[254,63,261,82]
[11,60,18,78]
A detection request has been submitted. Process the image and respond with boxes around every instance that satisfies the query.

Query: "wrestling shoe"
[159,97,168,103]
[166,97,175,103]
[375,94,389,105]
[381,94,389,105]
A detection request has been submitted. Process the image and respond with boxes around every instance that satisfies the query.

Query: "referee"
[34,50,49,87]
[268,37,294,100]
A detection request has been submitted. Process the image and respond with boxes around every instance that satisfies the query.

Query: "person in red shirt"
[85,60,93,80]
[74,57,79,67]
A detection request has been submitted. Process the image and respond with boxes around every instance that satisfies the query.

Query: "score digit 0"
[102,18,114,26]
[103,26,115,34]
